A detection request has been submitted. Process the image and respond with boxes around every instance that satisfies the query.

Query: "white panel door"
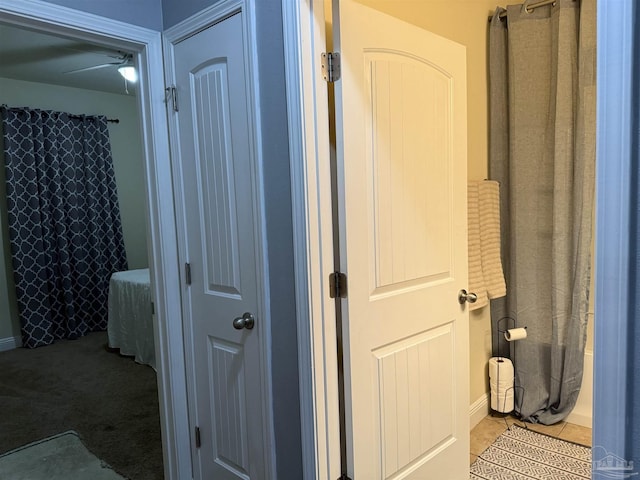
[172,13,267,480]
[333,2,470,478]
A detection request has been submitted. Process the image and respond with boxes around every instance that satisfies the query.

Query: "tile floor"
[470,414,592,465]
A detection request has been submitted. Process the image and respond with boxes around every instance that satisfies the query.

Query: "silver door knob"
[233,312,255,330]
[458,289,478,305]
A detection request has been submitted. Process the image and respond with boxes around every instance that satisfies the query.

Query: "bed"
[107,268,155,370]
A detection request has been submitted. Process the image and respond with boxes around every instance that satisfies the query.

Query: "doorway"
[0,3,191,479]
[0,24,163,478]
[283,0,599,477]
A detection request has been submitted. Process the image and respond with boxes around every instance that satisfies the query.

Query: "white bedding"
[107,268,155,369]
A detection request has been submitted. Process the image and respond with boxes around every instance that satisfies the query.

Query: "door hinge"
[185,262,192,286]
[150,301,155,315]
[165,85,179,112]
[321,52,341,83]
[329,271,347,299]
[195,426,201,448]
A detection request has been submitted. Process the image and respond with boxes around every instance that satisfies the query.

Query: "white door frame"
[162,1,276,478]
[593,0,633,463]
[282,1,342,478]
[284,2,627,480]
[0,1,192,479]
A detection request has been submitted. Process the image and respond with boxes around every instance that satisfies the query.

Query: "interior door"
[333,2,470,478]
[172,12,267,480]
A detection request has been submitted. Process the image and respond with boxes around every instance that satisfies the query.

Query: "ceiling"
[0,24,137,96]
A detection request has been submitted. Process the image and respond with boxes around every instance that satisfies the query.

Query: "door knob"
[458,289,478,305]
[233,312,255,330]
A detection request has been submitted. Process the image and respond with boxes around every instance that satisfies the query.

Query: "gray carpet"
[0,430,127,480]
[470,425,591,479]
[0,331,163,480]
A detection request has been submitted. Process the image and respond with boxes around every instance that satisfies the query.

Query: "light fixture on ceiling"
[118,63,137,94]
[118,65,137,83]
[64,52,137,94]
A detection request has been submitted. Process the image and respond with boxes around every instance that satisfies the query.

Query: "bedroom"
[0,24,163,479]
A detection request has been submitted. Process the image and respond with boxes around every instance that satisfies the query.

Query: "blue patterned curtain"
[0,106,128,348]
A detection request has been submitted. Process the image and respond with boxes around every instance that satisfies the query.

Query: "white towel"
[478,180,506,299]
[467,182,489,310]
[467,180,506,311]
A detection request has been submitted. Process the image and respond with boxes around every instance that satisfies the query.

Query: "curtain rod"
[491,0,574,21]
[1,106,120,124]
[68,114,120,124]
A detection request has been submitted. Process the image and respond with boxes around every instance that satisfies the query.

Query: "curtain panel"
[0,106,128,348]
[488,0,596,424]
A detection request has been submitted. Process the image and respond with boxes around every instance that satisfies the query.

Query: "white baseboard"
[470,392,490,429]
[565,411,592,428]
[0,336,22,352]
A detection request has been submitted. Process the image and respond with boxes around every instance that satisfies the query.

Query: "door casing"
[281,1,342,478]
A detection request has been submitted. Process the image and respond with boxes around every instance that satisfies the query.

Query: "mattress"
[107,268,155,369]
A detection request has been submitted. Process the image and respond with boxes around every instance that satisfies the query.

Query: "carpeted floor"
[470,425,591,479]
[0,331,163,480]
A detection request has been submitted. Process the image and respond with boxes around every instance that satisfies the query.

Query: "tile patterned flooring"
[470,414,592,465]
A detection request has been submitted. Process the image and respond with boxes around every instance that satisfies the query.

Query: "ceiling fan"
[64,52,137,93]
[64,52,134,76]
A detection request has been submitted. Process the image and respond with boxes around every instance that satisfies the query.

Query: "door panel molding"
[372,324,456,478]
[190,61,242,297]
[365,52,453,291]
[208,337,249,475]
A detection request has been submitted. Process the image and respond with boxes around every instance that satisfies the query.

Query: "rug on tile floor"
[0,431,128,480]
[470,425,591,479]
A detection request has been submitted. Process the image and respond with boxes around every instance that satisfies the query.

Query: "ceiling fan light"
[118,66,137,82]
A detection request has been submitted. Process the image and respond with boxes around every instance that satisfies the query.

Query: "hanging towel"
[467,180,506,311]
[467,182,489,310]
[478,180,507,299]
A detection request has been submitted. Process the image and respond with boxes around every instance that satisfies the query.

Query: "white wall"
[0,77,149,341]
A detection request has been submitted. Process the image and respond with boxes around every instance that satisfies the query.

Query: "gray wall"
[253,3,303,479]
[163,2,303,478]
[41,0,163,30]
[161,0,218,29]
[0,77,149,340]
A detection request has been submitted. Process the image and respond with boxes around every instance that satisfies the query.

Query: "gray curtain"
[489,0,596,424]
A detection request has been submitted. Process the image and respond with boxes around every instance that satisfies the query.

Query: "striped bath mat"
[470,425,591,479]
